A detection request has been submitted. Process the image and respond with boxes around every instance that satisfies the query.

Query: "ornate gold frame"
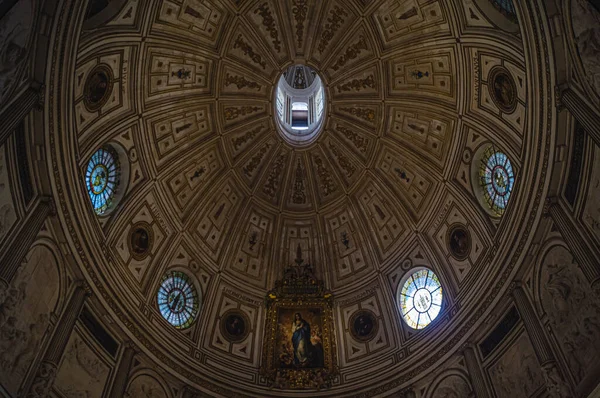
[261,260,338,390]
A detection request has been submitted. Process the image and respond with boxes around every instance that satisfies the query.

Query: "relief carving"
[224,106,260,121]
[335,125,369,154]
[313,155,337,197]
[571,0,600,97]
[292,159,307,205]
[263,152,288,199]
[255,3,281,52]
[233,34,267,69]
[292,0,308,46]
[489,333,545,397]
[224,73,262,90]
[232,125,262,151]
[339,107,376,123]
[0,0,33,104]
[430,374,472,398]
[126,374,168,398]
[318,6,348,54]
[54,331,110,397]
[336,74,375,93]
[542,362,572,398]
[327,141,356,178]
[0,246,58,396]
[331,35,368,71]
[541,246,600,383]
[27,361,57,398]
[242,142,271,178]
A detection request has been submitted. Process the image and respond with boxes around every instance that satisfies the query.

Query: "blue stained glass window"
[86,147,120,215]
[399,269,443,330]
[490,0,517,21]
[157,271,199,329]
[479,147,515,216]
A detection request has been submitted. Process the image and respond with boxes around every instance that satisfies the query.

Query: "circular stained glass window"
[86,147,120,215]
[479,147,515,216]
[398,268,443,330]
[157,271,199,329]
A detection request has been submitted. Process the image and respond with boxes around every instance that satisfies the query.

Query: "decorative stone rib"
[26,282,89,397]
[0,196,54,288]
[546,198,600,287]
[109,343,136,398]
[558,87,600,147]
[0,82,44,147]
[511,284,571,397]
[511,284,555,363]
[463,345,490,398]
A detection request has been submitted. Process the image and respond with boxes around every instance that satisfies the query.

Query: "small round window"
[157,271,200,329]
[86,146,121,215]
[398,268,443,330]
[479,146,515,216]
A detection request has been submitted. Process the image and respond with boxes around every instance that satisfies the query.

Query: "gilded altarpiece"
[261,258,338,390]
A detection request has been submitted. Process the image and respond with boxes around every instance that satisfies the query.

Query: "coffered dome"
[29,0,569,396]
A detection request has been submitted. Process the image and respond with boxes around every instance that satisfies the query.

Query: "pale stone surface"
[0,245,59,396]
[571,0,600,98]
[0,0,33,105]
[540,245,600,384]
[489,332,545,398]
[54,329,111,398]
[126,374,169,398]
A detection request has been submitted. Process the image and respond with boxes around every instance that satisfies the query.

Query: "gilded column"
[26,282,90,397]
[109,343,136,398]
[0,82,44,147]
[545,198,600,287]
[511,284,571,398]
[0,196,54,290]
[463,345,490,398]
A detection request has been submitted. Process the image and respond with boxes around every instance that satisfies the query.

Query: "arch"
[424,369,473,398]
[82,0,129,31]
[472,0,520,33]
[126,371,172,398]
[0,243,61,396]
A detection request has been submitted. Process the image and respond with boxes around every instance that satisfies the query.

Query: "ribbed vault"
[45,0,554,396]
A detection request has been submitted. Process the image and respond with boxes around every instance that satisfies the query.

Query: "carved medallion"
[349,310,378,342]
[128,222,153,260]
[447,224,471,260]
[220,310,251,343]
[83,64,114,112]
[488,66,517,113]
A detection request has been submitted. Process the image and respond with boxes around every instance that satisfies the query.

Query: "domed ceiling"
[48,0,551,395]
